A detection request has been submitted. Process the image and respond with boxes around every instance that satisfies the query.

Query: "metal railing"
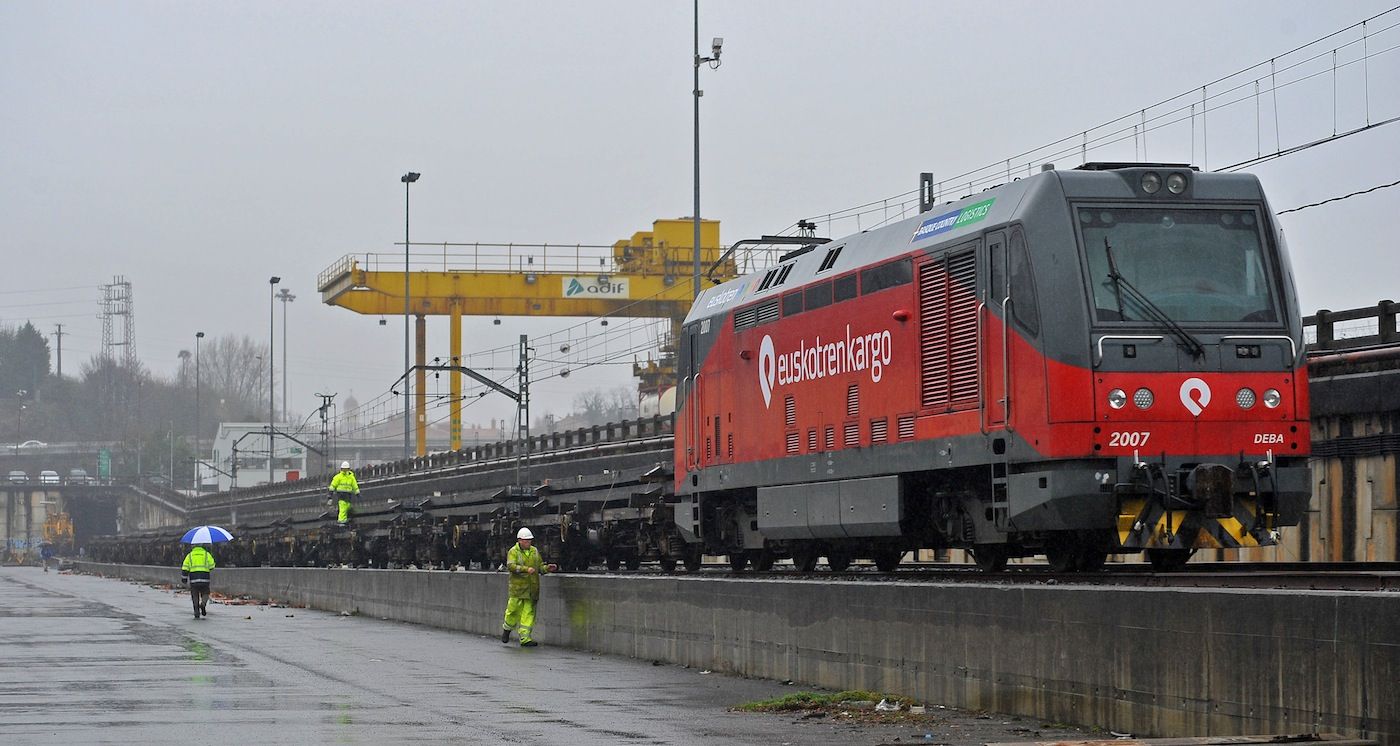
[1304,300,1398,351]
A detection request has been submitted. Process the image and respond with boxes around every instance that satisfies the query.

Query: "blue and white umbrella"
[180,525,234,544]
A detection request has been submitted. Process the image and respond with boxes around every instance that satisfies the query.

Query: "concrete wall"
[79,563,1397,744]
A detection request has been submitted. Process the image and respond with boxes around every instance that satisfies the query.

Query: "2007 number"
[1108,431,1151,447]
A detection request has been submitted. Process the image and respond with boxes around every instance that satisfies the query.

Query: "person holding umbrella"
[179,525,232,619]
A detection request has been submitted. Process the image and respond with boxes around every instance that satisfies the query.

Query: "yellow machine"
[43,511,74,554]
[318,219,736,454]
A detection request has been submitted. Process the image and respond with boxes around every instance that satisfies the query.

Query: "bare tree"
[200,334,268,418]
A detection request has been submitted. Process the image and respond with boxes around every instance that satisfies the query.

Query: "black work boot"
[501,628,511,644]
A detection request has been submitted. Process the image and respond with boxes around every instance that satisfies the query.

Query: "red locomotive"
[674,163,1310,571]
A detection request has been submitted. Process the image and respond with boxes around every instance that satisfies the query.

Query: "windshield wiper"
[1104,239,1206,359]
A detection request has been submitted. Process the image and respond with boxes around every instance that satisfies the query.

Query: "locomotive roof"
[685,174,1038,325]
[685,166,1268,326]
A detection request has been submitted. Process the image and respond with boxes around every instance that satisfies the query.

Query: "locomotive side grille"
[898,414,915,439]
[784,396,796,427]
[825,426,835,449]
[733,306,757,330]
[920,248,979,410]
[946,251,979,404]
[871,418,888,443]
[727,432,733,458]
[844,422,860,447]
[786,431,800,453]
[754,299,781,326]
[706,436,712,460]
[846,383,859,417]
[807,429,817,451]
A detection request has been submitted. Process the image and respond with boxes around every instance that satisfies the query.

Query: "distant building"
[206,422,307,492]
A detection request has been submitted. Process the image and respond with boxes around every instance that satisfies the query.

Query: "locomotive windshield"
[1079,206,1277,323]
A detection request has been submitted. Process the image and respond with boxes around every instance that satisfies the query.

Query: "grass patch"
[736,690,893,712]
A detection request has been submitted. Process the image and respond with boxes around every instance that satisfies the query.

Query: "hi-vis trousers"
[502,597,537,642]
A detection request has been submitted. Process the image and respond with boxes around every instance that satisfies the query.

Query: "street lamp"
[400,171,420,460]
[194,331,204,493]
[269,276,280,486]
[693,4,723,299]
[277,288,295,418]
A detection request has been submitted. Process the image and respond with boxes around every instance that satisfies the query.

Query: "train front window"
[1079,207,1277,323]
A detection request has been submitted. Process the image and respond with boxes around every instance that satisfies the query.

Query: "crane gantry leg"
[450,303,462,451]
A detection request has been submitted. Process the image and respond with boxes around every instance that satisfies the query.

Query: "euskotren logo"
[758,325,892,408]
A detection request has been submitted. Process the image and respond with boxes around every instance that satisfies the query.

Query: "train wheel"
[791,548,818,573]
[659,557,677,573]
[625,554,641,571]
[873,550,902,572]
[682,548,703,573]
[826,551,852,572]
[1045,542,1078,573]
[727,553,749,572]
[1076,549,1108,572]
[754,548,776,572]
[971,545,1008,573]
[1146,548,1195,572]
[605,553,621,572]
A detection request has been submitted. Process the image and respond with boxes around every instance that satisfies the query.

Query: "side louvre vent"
[786,431,800,453]
[871,418,888,443]
[919,248,980,411]
[733,306,757,330]
[733,300,780,331]
[784,396,796,427]
[727,432,733,458]
[846,383,859,417]
[807,429,817,451]
[754,300,780,325]
[898,414,916,440]
[843,422,860,448]
[824,426,835,450]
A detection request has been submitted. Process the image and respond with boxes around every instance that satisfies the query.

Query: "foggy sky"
[2,0,1398,435]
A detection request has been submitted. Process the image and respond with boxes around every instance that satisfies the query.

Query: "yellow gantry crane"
[318,218,735,455]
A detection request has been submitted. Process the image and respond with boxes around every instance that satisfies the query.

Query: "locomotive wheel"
[971,545,1008,573]
[625,554,641,571]
[873,549,903,572]
[727,553,749,572]
[659,557,677,574]
[682,548,703,573]
[1146,547,1195,572]
[605,553,621,572]
[826,551,852,572]
[791,548,818,573]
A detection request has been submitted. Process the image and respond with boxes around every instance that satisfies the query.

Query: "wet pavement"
[0,567,1093,744]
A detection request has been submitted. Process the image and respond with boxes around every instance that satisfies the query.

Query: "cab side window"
[1009,228,1040,336]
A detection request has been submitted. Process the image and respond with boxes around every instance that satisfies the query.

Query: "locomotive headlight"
[1107,388,1128,409]
[1166,172,1188,194]
[1236,388,1257,409]
[1262,388,1282,408]
[1140,172,1162,194]
[1133,388,1154,409]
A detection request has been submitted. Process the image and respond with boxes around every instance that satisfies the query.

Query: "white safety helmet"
[517,527,534,540]
[340,461,351,469]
